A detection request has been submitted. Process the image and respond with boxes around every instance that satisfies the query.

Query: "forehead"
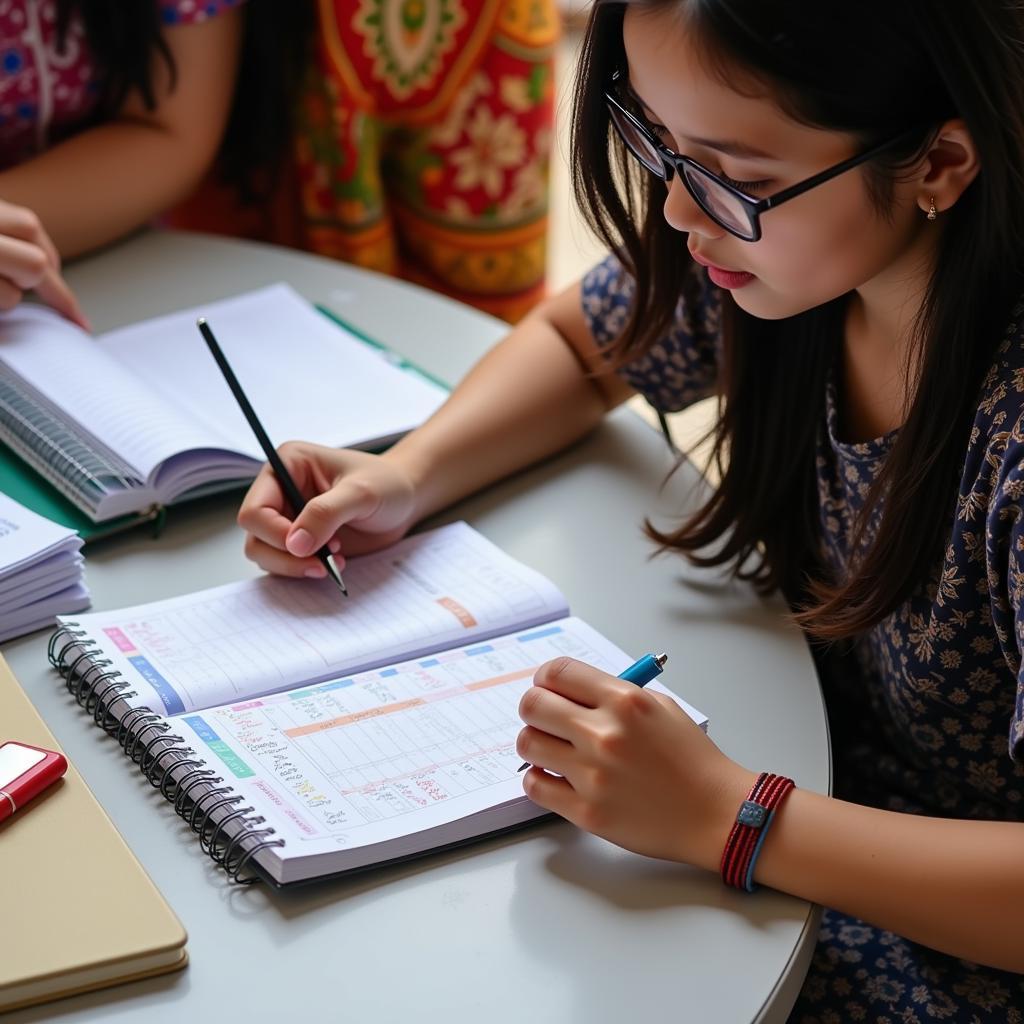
[620,6,829,157]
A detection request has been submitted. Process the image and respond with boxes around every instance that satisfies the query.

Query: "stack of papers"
[0,492,90,642]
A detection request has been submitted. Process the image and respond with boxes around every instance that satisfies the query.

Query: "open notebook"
[0,284,447,524]
[49,522,707,887]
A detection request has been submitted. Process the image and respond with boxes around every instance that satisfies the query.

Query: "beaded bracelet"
[720,772,795,892]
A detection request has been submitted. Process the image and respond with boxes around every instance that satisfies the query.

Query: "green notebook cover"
[0,443,158,542]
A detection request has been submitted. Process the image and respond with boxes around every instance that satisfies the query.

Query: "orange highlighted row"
[283,667,536,738]
[437,596,478,627]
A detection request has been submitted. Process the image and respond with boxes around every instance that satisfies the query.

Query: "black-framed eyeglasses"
[606,71,918,242]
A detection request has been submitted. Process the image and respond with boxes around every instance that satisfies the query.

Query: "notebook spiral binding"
[0,367,139,510]
[48,624,286,884]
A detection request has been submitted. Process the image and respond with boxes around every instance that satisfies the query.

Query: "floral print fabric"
[581,254,1024,1022]
[292,0,558,322]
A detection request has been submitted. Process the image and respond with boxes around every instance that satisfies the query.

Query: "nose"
[663,175,725,238]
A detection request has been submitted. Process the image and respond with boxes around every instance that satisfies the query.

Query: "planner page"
[170,617,705,884]
[59,523,568,717]
[98,283,448,462]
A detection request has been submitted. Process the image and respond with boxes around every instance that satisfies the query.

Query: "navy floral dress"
[582,255,1024,1023]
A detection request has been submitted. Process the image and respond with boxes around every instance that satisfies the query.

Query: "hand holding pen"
[518,653,667,771]
[197,318,348,595]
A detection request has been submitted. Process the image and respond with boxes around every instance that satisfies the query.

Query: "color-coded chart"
[178,620,620,839]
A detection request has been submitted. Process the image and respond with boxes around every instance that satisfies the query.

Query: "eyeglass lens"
[608,102,757,239]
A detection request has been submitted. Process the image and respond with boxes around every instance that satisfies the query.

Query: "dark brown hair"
[56,1,311,199]
[55,0,172,113]
[572,0,1024,640]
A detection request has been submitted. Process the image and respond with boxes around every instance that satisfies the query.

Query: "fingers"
[518,682,588,741]
[515,724,577,773]
[531,657,623,707]
[238,448,381,576]
[34,265,90,330]
[238,463,295,547]
[285,477,380,557]
[0,203,57,262]
[520,766,583,821]
[0,233,50,290]
[0,227,88,329]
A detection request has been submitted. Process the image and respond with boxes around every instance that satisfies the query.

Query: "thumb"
[285,478,380,556]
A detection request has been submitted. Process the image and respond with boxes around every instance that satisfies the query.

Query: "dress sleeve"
[580,253,723,413]
[159,0,245,26]
[986,429,1024,762]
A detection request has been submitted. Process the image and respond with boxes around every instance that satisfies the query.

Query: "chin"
[730,284,833,322]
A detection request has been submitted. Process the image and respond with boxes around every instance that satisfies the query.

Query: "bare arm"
[238,281,637,575]
[0,10,242,258]
[751,786,1024,972]
[390,281,636,521]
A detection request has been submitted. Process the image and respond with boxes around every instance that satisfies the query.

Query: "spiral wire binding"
[50,623,286,883]
[0,368,141,511]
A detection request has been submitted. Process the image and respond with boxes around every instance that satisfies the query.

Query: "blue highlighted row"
[128,655,185,716]
[289,678,355,700]
[285,628,566,699]
[517,626,564,643]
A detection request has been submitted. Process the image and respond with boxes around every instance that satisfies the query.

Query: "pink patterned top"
[0,0,241,171]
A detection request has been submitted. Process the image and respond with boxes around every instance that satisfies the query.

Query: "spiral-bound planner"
[0,283,447,524]
[46,522,707,886]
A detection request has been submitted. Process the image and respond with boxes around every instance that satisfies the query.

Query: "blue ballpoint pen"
[517,652,668,771]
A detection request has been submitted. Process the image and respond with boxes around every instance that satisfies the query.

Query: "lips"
[688,248,756,290]
[689,248,743,275]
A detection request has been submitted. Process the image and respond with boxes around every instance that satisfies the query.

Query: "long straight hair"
[572,0,1024,640]
[55,0,172,113]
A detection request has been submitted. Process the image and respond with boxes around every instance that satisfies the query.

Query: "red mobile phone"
[0,741,68,823]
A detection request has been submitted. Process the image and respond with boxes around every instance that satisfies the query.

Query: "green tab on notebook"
[0,443,156,541]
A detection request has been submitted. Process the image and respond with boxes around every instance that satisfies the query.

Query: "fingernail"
[287,528,314,556]
[328,538,341,554]
[304,565,326,579]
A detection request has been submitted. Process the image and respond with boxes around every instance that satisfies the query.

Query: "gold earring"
[927,197,937,221]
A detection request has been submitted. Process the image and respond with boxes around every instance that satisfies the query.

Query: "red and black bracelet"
[720,772,795,892]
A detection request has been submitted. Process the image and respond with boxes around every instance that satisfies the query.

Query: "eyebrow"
[624,82,780,161]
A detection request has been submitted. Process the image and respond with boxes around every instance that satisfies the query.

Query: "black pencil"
[197,317,348,596]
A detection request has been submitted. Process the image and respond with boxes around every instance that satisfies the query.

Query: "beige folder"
[0,655,187,1014]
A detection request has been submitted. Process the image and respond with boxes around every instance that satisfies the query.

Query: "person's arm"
[389,281,635,520]
[237,281,636,577]
[0,10,242,258]
[516,659,1024,974]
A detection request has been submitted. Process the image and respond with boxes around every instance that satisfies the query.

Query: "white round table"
[2,230,829,1024]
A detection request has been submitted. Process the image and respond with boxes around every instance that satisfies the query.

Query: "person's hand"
[517,658,757,871]
[237,442,421,578]
[0,200,88,328]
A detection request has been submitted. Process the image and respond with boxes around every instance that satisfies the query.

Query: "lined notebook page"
[0,305,224,477]
[98,283,448,458]
[60,523,568,716]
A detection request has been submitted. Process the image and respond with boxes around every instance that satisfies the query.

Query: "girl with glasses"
[239,1,1024,1016]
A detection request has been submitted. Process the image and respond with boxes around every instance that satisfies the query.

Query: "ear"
[916,118,980,216]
